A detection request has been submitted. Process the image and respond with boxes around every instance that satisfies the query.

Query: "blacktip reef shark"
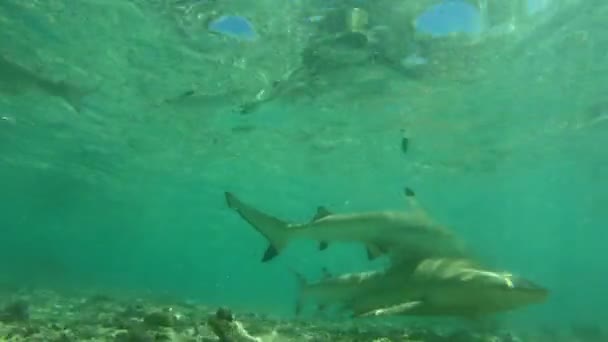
[0,54,91,112]
[293,258,548,319]
[351,258,548,318]
[224,187,470,264]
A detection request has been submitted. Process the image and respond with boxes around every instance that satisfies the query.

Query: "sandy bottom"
[0,288,602,341]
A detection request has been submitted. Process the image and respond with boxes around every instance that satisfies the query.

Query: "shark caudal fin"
[288,268,308,317]
[224,192,292,262]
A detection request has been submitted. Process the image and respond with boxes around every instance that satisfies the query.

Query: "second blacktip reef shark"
[224,187,470,264]
[294,258,549,319]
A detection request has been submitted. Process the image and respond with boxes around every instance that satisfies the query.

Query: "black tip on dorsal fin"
[261,244,279,262]
[318,241,329,251]
[404,187,415,197]
[311,206,332,222]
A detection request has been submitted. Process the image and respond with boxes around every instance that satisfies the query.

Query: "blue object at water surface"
[208,15,257,41]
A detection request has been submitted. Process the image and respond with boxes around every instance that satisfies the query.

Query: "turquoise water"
[0,0,606,335]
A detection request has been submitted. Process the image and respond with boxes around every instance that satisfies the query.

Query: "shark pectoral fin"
[289,268,308,317]
[225,192,292,262]
[366,244,386,260]
[356,301,423,318]
[311,207,332,251]
[261,244,279,262]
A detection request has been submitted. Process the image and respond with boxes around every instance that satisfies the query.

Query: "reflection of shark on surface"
[224,187,471,265]
[294,257,548,319]
[0,55,91,112]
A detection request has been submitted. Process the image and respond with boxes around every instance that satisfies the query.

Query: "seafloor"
[0,288,603,342]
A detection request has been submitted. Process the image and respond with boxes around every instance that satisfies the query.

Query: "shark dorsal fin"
[311,206,332,222]
[403,186,433,222]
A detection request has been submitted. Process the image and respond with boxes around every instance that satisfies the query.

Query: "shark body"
[352,258,548,318]
[295,258,548,318]
[224,188,470,263]
[0,55,88,112]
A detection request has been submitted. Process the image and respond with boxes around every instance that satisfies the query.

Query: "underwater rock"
[207,307,261,342]
[114,326,155,342]
[0,287,576,341]
[5,324,40,339]
[0,299,30,322]
[215,307,234,322]
[84,293,115,305]
[143,310,175,328]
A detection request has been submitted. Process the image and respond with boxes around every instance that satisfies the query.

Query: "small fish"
[224,187,469,264]
[0,55,90,112]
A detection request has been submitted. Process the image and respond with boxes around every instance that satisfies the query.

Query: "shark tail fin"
[288,268,308,317]
[225,192,292,262]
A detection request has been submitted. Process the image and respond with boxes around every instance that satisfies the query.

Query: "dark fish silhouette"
[0,54,90,112]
